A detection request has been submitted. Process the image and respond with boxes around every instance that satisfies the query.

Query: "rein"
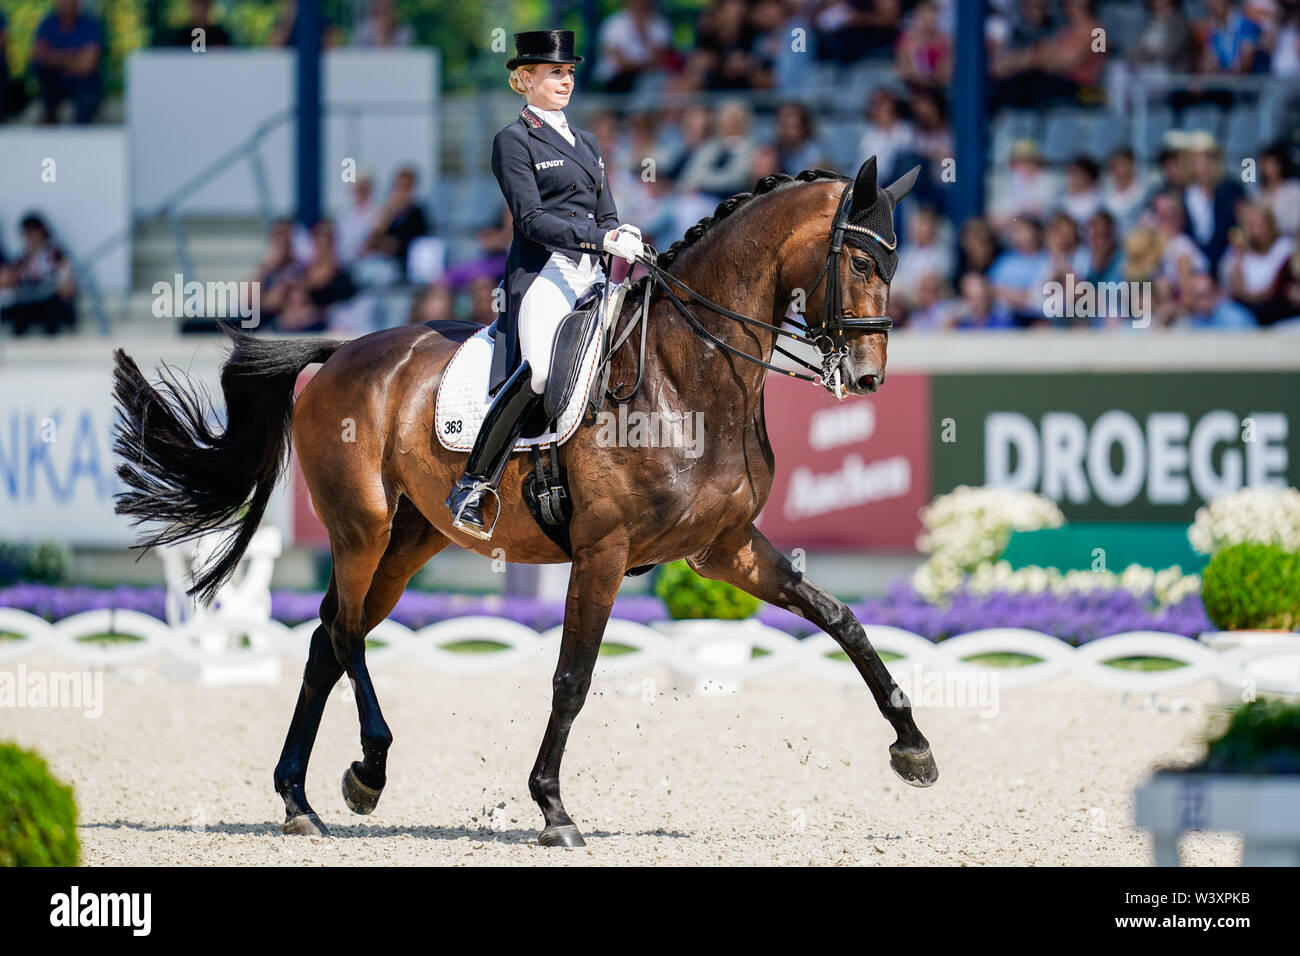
[598,181,893,404]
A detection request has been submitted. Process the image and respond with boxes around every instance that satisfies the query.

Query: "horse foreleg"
[529,537,628,847]
[690,524,937,787]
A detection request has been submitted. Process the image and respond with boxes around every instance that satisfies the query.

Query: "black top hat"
[505,30,584,71]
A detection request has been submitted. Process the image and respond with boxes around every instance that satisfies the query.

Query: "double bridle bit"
[623,181,892,400]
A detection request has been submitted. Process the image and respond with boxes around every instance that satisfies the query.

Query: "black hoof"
[889,744,939,788]
[538,824,586,848]
[341,763,383,815]
[283,812,329,836]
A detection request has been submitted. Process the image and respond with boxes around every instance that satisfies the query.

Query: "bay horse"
[112,157,937,847]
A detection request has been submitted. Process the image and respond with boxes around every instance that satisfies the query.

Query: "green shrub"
[1196,699,1300,775]
[1199,542,1300,631]
[0,743,79,867]
[0,540,70,587]
[654,560,760,621]
[24,542,69,584]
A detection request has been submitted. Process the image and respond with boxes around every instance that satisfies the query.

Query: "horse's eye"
[852,256,873,276]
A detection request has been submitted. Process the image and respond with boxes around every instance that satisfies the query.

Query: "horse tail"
[112,326,346,604]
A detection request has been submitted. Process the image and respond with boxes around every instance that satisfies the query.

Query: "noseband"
[623,180,892,400]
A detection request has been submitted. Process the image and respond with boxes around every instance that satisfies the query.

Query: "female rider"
[446,29,644,539]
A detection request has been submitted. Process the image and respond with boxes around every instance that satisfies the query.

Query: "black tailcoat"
[487,107,619,396]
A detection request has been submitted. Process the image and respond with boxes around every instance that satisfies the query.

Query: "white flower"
[913,486,1064,600]
[1188,486,1300,554]
[1118,564,1156,597]
[910,486,1212,609]
[1153,567,1200,607]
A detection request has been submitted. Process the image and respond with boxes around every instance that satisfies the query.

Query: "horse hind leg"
[274,515,392,835]
[275,497,440,836]
[689,524,937,788]
[339,499,449,817]
[275,581,343,836]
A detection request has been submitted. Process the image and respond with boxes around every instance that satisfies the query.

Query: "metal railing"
[1130,74,1300,165]
[65,100,440,334]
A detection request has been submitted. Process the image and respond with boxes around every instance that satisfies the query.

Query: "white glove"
[614,223,642,240]
[603,228,644,264]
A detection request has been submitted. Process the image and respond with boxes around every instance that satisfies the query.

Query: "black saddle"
[543,285,604,421]
[521,286,655,577]
[518,285,603,439]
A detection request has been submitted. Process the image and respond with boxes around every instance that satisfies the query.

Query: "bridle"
[602,180,893,404]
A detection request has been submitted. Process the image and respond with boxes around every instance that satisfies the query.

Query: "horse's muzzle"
[840,355,884,395]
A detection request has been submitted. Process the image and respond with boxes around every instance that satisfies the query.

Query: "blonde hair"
[1123,226,1162,283]
[508,65,538,97]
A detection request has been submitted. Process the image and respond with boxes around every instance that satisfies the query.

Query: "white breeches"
[518,251,604,395]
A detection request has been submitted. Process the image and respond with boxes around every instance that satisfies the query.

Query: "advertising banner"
[931,371,1298,522]
[16,355,1286,551]
[0,367,131,545]
[0,358,291,547]
[754,373,931,550]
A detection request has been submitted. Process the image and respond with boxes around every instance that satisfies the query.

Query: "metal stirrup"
[451,482,502,540]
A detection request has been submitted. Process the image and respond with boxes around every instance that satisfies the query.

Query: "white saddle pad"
[435,320,604,453]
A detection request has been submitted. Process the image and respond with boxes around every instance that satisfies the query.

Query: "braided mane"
[655,167,846,270]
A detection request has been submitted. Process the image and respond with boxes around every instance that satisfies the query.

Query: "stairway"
[106,217,268,335]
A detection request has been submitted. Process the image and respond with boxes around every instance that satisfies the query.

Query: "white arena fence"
[1,605,1297,701]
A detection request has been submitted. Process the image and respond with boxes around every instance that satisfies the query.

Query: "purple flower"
[0,578,1214,648]
[0,584,167,621]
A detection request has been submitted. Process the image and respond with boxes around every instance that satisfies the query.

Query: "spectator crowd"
[3,1,1300,334]
[268,103,1297,336]
[894,131,1299,330]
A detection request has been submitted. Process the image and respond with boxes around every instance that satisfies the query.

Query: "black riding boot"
[445,361,543,539]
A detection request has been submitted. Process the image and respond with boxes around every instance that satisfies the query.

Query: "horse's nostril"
[857,374,877,391]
